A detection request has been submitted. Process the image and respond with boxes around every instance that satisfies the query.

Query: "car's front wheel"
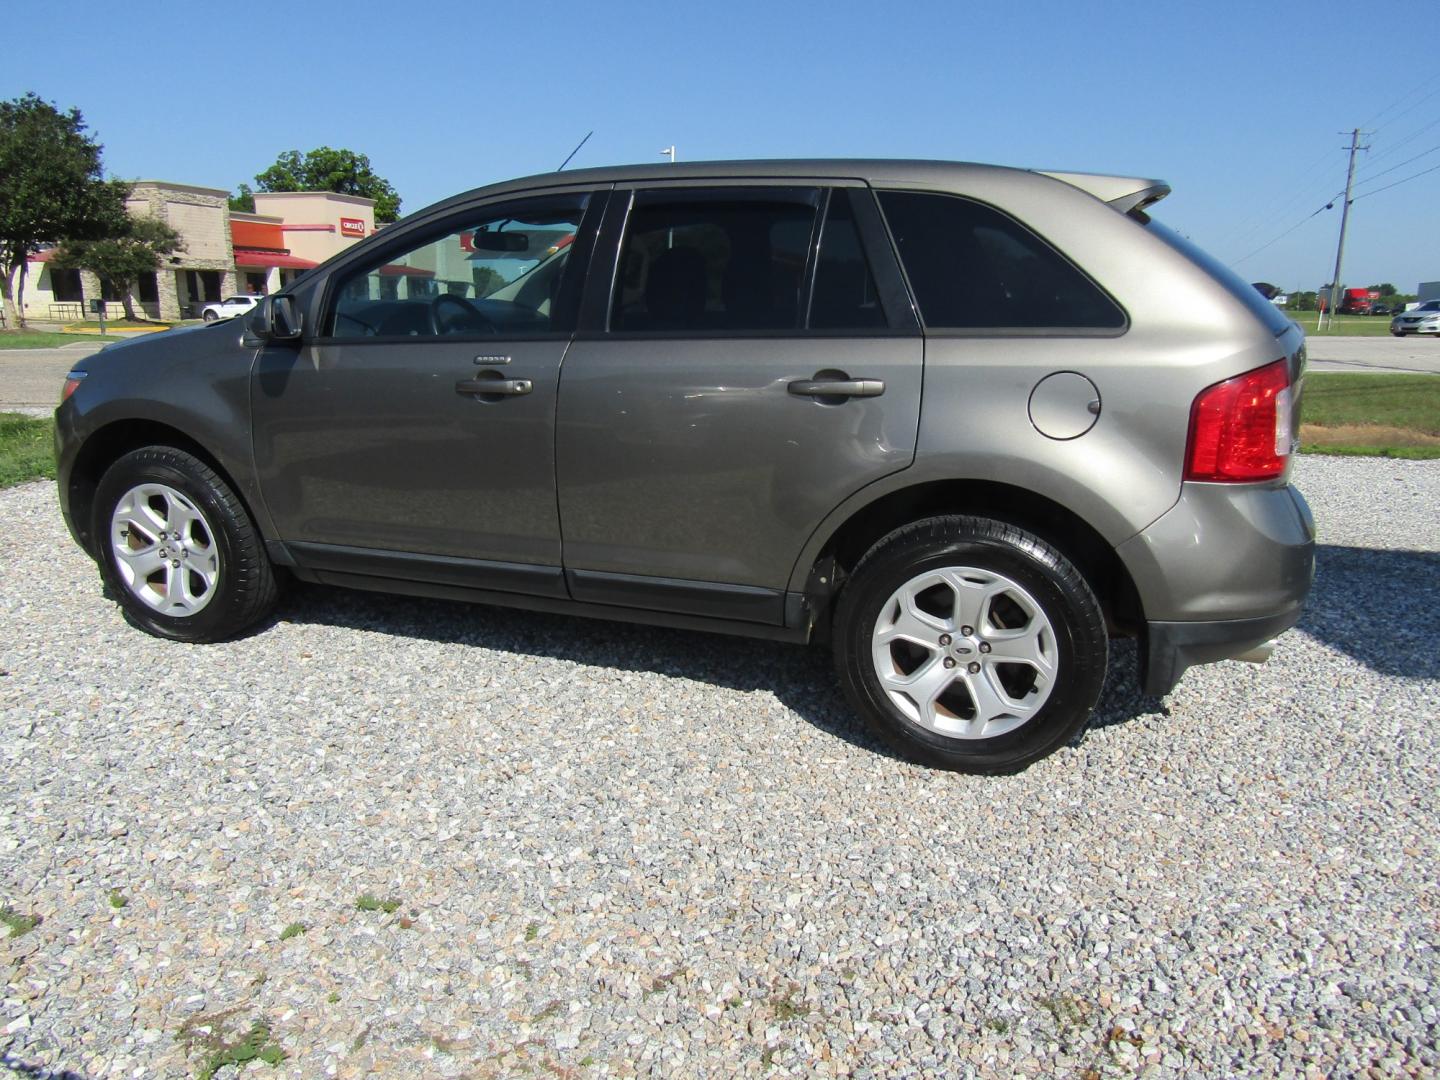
[92,447,278,642]
[1392,331,1406,337]
[202,310,218,322]
[834,516,1108,773]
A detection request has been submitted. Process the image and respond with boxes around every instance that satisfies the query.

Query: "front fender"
[55,325,271,546]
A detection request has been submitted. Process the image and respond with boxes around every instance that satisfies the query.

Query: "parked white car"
[1390,299,1440,337]
[201,295,263,322]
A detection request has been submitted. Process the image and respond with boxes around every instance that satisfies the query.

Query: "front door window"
[327,194,590,339]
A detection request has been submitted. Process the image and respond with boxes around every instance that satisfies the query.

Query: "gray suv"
[54,160,1314,773]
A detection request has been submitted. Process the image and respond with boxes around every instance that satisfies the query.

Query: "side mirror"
[245,295,302,342]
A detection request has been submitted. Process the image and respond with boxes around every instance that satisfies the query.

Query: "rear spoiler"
[1035,170,1171,214]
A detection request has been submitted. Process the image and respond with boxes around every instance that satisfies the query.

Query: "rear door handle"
[787,378,885,398]
[455,377,532,396]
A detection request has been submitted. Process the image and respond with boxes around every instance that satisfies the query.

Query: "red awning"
[378,264,434,277]
[233,249,318,270]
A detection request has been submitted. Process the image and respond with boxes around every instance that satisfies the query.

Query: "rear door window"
[877,190,1125,332]
[809,190,887,330]
[611,189,820,333]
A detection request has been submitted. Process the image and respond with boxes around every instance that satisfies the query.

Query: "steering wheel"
[430,293,497,336]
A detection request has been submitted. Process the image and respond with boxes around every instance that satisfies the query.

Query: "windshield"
[469,226,576,298]
[1141,218,1293,335]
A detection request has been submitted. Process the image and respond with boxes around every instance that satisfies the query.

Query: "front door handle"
[787,378,885,398]
[455,377,532,397]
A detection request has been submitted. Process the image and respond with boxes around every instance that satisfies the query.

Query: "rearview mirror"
[245,295,302,342]
[471,231,530,253]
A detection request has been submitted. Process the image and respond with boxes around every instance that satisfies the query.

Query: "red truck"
[1319,286,1379,314]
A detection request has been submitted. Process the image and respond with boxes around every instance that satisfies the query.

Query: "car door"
[251,188,602,597]
[555,182,923,624]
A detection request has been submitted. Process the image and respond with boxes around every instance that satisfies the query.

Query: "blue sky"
[6,0,1438,294]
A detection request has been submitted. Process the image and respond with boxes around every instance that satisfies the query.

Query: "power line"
[1214,153,1346,252]
[1230,201,1334,266]
[1360,114,1440,170]
[1351,143,1440,190]
[1362,72,1440,135]
[1233,139,1439,269]
[1231,75,1440,253]
[1352,160,1440,201]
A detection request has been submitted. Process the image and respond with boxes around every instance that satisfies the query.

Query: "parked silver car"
[54,160,1314,772]
[1391,299,1440,336]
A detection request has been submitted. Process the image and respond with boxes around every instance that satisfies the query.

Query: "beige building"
[127,181,238,320]
[14,183,378,323]
[251,191,376,265]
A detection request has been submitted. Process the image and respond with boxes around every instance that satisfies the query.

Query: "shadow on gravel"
[0,1056,89,1080]
[275,582,1154,758]
[1086,639,1159,732]
[1299,544,1440,680]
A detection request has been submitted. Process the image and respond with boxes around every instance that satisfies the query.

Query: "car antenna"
[556,131,594,172]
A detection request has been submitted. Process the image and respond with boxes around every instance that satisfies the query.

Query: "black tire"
[92,446,278,642]
[833,515,1107,774]
[202,311,218,322]
[1392,331,1406,337]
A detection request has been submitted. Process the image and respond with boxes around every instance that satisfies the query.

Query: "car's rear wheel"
[92,447,278,642]
[1392,331,1406,337]
[834,516,1107,773]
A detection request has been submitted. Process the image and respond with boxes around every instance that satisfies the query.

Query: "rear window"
[1140,218,1293,335]
[877,190,1125,332]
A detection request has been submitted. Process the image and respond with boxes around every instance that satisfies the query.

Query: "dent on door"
[555,336,924,617]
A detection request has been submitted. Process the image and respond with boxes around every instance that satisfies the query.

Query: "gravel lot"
[2,456,1437,1079]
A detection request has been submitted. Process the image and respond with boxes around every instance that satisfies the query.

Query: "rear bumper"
[1140,608,1302,696]
[1117,478,1315,695]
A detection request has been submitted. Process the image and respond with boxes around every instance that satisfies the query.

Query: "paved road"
[0,341,109,412]
[1304,335,1440,374]
[1,336,1434,414]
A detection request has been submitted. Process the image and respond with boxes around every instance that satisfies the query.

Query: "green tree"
[1368,283,1396,297]
[0,93,128,327]
[228,184,255,214]
[472,266,507,297]
[237,147,402,223]
[53,215,184,321]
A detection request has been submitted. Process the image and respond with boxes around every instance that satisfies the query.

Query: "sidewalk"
[9,319,171,338]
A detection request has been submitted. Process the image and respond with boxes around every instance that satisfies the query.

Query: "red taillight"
[1184,359,1293,482]
[61,371,87,402]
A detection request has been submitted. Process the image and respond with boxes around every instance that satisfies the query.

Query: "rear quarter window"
[877,190,1125,332]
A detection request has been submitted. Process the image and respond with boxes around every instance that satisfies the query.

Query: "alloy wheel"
[109,482,220,616]
[870,565,1057,739]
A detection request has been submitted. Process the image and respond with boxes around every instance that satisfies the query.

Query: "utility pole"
[660,145,676,164]
[1320,129,1368,330]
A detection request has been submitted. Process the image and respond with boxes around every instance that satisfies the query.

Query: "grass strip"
[1299,372,1440,459]
[0,413,55,488]
[1283,313,1398,336]
[0,330,87,348]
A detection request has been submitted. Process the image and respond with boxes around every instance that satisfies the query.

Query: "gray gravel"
[2,455,1437,1079]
